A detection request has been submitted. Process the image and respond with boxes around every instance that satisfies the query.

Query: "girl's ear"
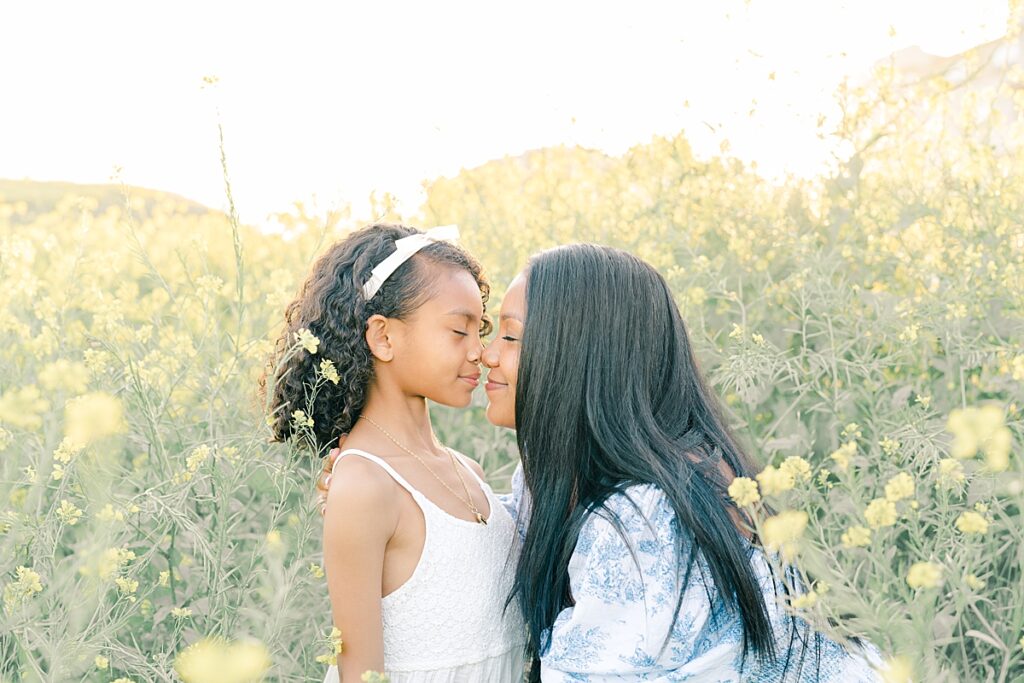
[365,314,395,362]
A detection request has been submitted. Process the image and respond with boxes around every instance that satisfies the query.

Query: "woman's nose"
[481,342,498,367]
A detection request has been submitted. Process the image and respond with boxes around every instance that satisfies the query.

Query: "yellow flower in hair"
[295,328,320,354]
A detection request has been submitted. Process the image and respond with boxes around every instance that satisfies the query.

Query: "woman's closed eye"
[501,335,519,342]
[453,330,469,336]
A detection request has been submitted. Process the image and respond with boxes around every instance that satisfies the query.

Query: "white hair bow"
[361,224,460,300]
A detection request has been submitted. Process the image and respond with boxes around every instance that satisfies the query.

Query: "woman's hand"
[317,433,348,516]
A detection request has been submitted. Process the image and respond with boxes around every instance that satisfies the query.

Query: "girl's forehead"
[422,267,484,313]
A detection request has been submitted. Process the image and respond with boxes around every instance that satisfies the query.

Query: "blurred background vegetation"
[1,13,1024,683]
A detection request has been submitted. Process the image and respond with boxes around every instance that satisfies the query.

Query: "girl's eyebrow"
[445,308,481,322]
[500,313,524,323]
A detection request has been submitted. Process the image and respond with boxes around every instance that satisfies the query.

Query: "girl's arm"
[322,456,400,680]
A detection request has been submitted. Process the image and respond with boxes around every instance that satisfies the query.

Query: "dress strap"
[449,450,489,490]
[331,448,421,498]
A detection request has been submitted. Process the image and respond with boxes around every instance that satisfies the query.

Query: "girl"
[264,223,527,682]
[481,244,885,681]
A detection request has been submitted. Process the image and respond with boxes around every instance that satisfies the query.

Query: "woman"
[482,243,884,681]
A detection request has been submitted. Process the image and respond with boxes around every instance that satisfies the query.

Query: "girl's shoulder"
[325,450,404,515]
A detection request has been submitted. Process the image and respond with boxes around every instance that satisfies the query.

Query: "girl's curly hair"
[257,223,492,454]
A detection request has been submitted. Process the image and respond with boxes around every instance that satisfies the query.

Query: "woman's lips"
[460,375,480,387]
[485,380,508,392]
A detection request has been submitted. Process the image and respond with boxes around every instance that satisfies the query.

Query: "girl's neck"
[358,384,441,455]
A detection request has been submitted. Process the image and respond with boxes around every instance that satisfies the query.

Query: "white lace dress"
[322,448,527,683]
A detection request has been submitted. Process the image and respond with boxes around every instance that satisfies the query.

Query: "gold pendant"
[476,513,487,525]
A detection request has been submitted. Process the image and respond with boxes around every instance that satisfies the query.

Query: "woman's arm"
[540,486,715,681]
[322,456,400,680]
[494,460,529,541]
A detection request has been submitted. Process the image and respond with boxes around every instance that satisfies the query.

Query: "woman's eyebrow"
[500,313,524,323]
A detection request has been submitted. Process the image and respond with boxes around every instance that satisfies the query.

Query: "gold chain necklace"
[358,414,487,525]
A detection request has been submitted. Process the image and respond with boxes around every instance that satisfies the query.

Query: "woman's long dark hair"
[510,244,780,678]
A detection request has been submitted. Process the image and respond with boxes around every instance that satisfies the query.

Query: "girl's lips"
[460,376,480,387]
[485,381,508,392]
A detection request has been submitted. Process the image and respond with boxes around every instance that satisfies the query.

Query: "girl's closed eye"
[501,335,519,342]
[453,330,469,336]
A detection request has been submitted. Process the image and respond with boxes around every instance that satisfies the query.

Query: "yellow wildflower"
[115,577,139,596]
[880,437,900,456]
[95,504,125,523]
[3,566,44,609]
[266,530,284,553]
[946,405,1013,472]
[761,510,807,561]
[906,561,943,590]
[295,328,320,354]
[64,392,126,446]
[57,499,82,525]
[292,410,314,430]
[955,511,989,535]
[879,655,914,683]
[780,456,812,482]
[172,606,193,619]
[728,323,743,339]
[756,465,795,496]
[884,472,915,502]
[964,574,986,590]
[864,498,897,529]
[186,445,211,472]
[309,563,325,579]
[53,436,83,464]
[95,655,109,669]
[0,384,51,430]
[936,458,964,487]
[38,359,90,394]
[319,359,340,385]
[829,441,857,472]
[841,525,872,548]
[728,477,760,507]
[791,590,818,609]
[316,626,345,665]
[174,636,272,683]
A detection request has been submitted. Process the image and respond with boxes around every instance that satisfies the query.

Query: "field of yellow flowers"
[2,30,1024,683]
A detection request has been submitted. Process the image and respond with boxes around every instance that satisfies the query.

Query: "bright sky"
[0,1,1011,228]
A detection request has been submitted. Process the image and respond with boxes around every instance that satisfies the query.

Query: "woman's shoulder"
[581,483,679,552]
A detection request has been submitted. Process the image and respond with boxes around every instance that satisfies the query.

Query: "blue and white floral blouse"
[498,464,885,682]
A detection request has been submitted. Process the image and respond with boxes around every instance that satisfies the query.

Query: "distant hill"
[0,178,213,221]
